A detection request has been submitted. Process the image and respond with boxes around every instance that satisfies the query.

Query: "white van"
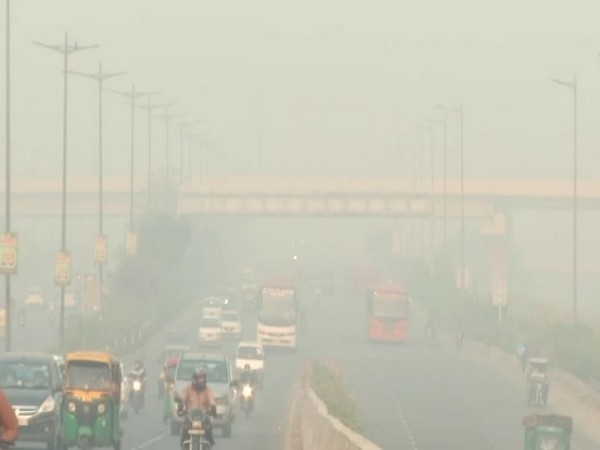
[235,341,265,387]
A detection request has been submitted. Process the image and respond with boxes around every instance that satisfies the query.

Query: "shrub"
[309,360,362,432]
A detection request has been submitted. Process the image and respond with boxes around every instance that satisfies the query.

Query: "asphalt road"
[6,279,600,450]
[302,283,600,450]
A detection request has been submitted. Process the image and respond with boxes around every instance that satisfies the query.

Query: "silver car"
[170,351,235,437]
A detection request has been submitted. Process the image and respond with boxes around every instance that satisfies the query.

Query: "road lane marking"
[129,432,168,450]
[397,407,419,450]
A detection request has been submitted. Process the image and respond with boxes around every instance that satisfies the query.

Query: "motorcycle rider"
[178,368,216,448]
[128,359,147,406]
[239,363,254,386]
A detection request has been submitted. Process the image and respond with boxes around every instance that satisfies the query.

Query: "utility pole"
[438,104,466,292]
[553,77,578,321]
[138,99,170,212]
[68,64,125,314]
[4,0,12,351]
[155,107,178,212]
[34,33,97,350]
[110,86,156,232]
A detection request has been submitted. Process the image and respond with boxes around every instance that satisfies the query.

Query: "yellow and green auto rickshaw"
[61,351,122,450]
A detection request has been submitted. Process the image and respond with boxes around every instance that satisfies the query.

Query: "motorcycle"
[130,378,145,414]
[182,409,212,450]
[175,400,216,450]
[240,383,254,417]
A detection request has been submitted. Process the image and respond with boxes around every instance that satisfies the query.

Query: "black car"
[0,353,63,450]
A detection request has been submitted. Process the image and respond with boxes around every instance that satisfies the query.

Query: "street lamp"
[110,86,156,232]
[155,107,178,211]
[138,99,172,212]
[426,117,448,260]
[418,123,435,277]
[68,64,125,314]
[180,121,203,184]
[552,76,578,321]
[34,33,97,350]
[437,103,465,292]
[4,0,13,352]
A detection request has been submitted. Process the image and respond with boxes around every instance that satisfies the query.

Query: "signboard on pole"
[94,235,108,265]
[55,251,71,287]
[492,280,508,306]
[126,231,138,256]
[455,267,471,291]
[0,233,18,275]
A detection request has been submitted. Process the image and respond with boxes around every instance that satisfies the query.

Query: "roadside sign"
[94,235,108,265]
[0,233,18,275]
[455,267,471,291]
[55,251,71,286]
[126,231,138,256]
[492,280,508,306]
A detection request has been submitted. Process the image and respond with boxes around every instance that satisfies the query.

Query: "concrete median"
[285,386,381,450]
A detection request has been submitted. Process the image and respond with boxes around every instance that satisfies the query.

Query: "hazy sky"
[2,0,600,180]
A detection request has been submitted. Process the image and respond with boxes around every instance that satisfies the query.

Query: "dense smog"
[0,1,599,449]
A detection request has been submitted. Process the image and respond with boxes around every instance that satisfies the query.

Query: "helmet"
[192,367,207,391]
[134,359,143,370]
[192,366,207,382]
[243,364,251,373]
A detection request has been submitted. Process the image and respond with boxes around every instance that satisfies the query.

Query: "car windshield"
[221,312,239,322]
[176,360,229,383]
[0,362,51,389]
[65,361,111,390]
[201,318,221,328]
[237,346,263,360]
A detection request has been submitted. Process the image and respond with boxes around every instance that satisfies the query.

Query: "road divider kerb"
[285,386,382,450]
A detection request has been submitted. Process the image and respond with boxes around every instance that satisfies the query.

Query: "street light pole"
[110,87,155,231]
[553,76,578,321]
[426,117,448,262]
[138,99,170,212]
[4,0,12,352]
[437,104,465,291]
[67,64,124,315]
[34,33,97,350]
[155,107,178,212]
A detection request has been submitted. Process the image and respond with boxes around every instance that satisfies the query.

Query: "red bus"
[366,284,409,342]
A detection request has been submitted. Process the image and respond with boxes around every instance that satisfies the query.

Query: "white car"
[202,297,224,319]
[235,341,265,387]
[221,310,242,339]
[198,316,223,345]
[25,287,44,307]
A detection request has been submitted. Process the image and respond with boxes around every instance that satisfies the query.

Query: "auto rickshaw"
[523,413,572,449]
[61,351,122,450]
